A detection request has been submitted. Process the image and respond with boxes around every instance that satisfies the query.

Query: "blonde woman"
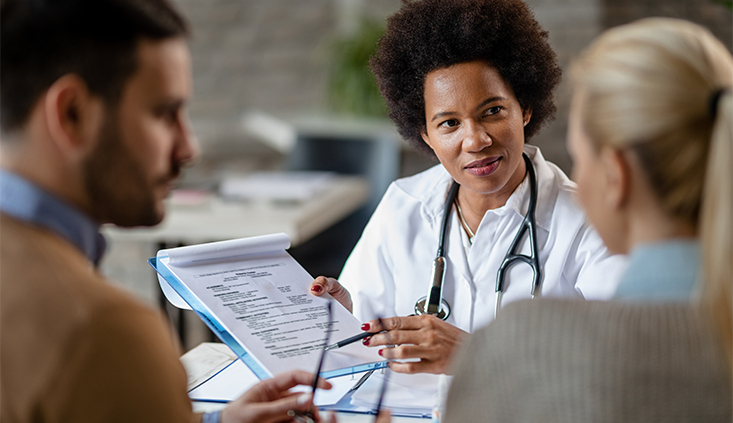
[445,18,732,421]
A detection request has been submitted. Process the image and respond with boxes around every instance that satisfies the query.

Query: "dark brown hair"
[370,0,562,156]
[1,0,189,131]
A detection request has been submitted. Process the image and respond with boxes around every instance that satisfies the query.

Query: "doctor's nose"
[462,120,492,153]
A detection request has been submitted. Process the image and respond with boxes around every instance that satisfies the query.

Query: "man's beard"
[82,112,180,227]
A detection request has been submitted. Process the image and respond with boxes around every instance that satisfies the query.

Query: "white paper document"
[350,372,438,417]
[187,353,259,402]
[152,233,385,380]
[180,342,241,391]
[183,343,357,406]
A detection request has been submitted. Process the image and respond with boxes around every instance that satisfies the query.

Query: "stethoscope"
[414,153,542,320]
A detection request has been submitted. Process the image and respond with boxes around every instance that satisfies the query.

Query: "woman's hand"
[362,315,467,374]
[221,370,333,423]
[309,276,353,313]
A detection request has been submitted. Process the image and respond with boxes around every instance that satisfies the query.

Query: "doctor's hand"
[361,315,468,375]
[309,276,353,313]
[221,370,334,423]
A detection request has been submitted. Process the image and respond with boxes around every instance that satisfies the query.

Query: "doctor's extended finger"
[377,344,439,361]
[364,330,424,348]
[387,359,444,375]
[366,314,436,333]
[310,276,353,313]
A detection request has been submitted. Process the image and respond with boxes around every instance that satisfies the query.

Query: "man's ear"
[43,74,104,160]
[599,146,631,210]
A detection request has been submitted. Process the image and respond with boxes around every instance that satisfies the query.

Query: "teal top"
[613,239,699,302]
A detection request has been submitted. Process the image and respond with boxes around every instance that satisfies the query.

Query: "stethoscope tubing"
[494,153,542,316]
[416,152,542,320]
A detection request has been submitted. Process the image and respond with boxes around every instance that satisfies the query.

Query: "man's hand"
[361,315,467,374]
[309,276,353,313]
[375,410,391,423]
[220,370,332,423]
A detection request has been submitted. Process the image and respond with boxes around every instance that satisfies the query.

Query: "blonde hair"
[571,18,733,366]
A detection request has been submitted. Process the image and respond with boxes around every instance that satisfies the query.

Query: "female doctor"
[311,0,626,375]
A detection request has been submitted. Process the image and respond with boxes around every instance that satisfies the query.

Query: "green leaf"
[327,19,388,117]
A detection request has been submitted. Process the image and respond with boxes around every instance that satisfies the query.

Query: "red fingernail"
[378,349,383,356]
[311,285,322,293]
[362,337,370,346]
[361,323,370,331]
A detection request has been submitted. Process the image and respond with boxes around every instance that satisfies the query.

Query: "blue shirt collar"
[0,169,106,266]
[613,239,699,302]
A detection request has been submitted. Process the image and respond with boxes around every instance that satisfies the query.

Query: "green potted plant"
[327,19,388,118]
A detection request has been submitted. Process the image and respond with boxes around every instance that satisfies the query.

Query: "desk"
[102,175,369,246]
[185,342,424,422]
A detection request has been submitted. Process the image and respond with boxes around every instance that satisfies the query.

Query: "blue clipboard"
[149,255,388,381]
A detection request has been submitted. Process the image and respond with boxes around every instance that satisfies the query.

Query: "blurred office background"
[100,0,731,348]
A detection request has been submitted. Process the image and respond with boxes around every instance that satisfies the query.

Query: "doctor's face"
[421,61,531,207]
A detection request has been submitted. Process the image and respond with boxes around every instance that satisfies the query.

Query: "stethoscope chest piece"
[414,296,451,320]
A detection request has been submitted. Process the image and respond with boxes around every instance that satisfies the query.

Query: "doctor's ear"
[522,107,532,127]
[421,130,437,152]
[599,146,631,210]
[43,74,105,160]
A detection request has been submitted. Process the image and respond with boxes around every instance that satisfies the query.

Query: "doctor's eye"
[484,106,502,116]
[439,119,459,129]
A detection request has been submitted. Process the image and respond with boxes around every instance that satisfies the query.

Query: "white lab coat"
[340,145,627,333]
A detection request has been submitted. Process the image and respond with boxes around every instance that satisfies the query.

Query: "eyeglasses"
[372,316,389,422]
[291,300,333,423]
[293,304,389,423]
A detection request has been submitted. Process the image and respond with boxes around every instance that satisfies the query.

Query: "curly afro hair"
[370,0,562,156]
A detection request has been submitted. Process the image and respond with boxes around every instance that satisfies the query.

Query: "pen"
[325,330,385,351]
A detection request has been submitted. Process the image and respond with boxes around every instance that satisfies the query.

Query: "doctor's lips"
[465,156,501,176]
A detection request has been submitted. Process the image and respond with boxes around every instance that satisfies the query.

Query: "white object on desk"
[181,342,241,391]
[219,171,335,202]
[102,175,369,246]
[188,358,257,402]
